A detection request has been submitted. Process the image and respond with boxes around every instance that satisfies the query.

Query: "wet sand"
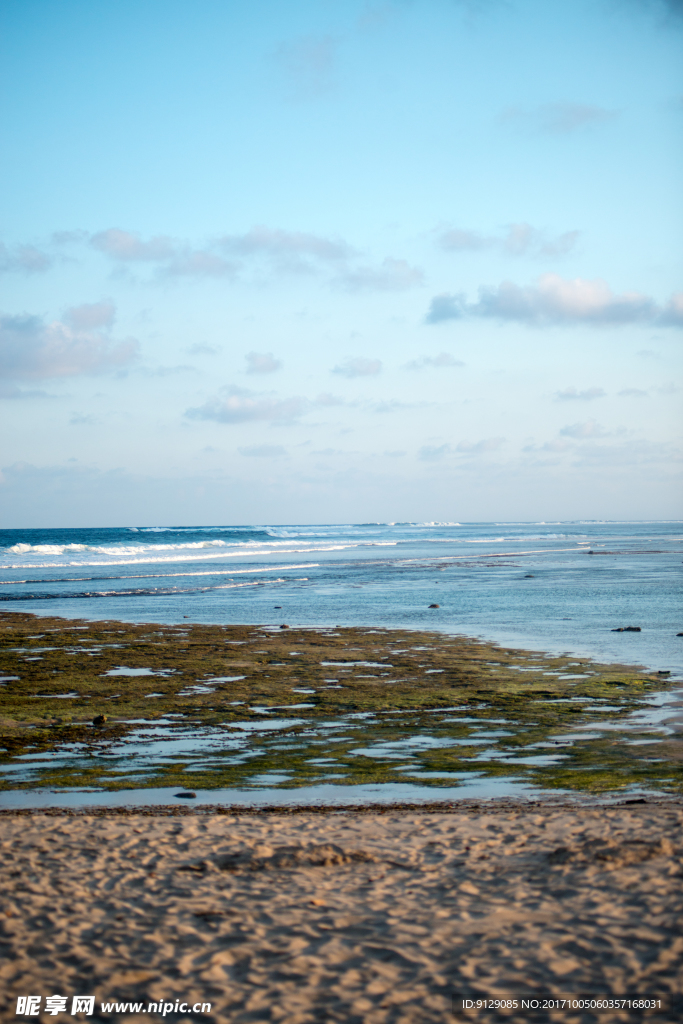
[1,801,682,1023]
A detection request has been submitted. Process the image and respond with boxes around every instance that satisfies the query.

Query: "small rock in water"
[428,603,440,608]
[175,791,197,799]
[611,626,641,632]
[274,606,282,609]
[524,574,535,578]
[92,715,107,726]
[279,623,290,629]
[677,632,683,637]
[657,670,670,676]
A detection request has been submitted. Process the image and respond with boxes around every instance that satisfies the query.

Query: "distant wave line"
[0,564,319,586]
[4,538,399,557]
[0,543,396,569]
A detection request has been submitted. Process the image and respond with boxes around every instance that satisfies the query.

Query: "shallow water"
[1,679,680,807]
[2,521,681,808]
[2,521,682,675]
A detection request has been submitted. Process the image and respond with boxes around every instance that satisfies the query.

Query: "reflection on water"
[1,682,680,807]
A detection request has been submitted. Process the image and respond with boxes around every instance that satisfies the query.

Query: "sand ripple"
[1,802,682,1022]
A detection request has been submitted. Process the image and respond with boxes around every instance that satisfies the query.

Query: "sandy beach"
[1,801,682,1023]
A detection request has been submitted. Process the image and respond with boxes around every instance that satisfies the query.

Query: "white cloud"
[69,412,99,426]
[246,351,282,374]
[373,399,418,414]
[185,386,310,424]
[188,343,220,355]
[425,294,466,324]
[406,352,464,370]
[500,103,617,134]
[418,437,504,459]
[438,223,579,259]
[541,439,574,453]
[315,391,346,406]
[218,225,353,267]
[618,388,648,397]
[78,223,427,293]
[438,229,488,252]
[332,357,382,377]
[456,437,505,453]
[0,242,53,274]
[0,310,138,381]
[659,292,683,326]
[555,387,606,401]
[238,444,287,457]
[559,419,607,438]
[64,301,115,331]
[472,276,654,325]
[90,229,176,261]
[522,438,575,454]
[534,231,580,258]
[418,443,454,460]
[426,276,682,327]
[0,383,53,400]
[139,363,196,378]
[164,251,236,277]
[90,229,235,277]
[336,257,423,291]
[567,438,683,468]
[310,447,353,456]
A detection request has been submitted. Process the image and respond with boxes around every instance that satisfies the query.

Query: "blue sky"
[1,0,681,526]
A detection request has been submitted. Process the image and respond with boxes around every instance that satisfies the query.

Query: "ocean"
[1,520,681,676]
[1,521,682,808]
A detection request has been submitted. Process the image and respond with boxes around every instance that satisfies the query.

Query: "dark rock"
[175,791,197,799]
[677,632,683,637]
[279,623,290,629]
[92,715,107,726]
[657,670,670,676]
[274,606,282,609]
[611,626,641,632]
[428,603,440,609]
[524,574,535,578]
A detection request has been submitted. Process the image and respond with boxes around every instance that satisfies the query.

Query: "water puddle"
[34,692,80,699]
[0,778,565,810]
[320,661,391,668]
[102,667,175,677]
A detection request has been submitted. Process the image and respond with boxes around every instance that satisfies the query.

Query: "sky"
[1,0,681,527]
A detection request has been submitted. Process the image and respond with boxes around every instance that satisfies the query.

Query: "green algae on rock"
[0,612,680,796]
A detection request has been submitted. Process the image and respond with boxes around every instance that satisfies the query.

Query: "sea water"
[1,521,681,675]
[1,521,682,807]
